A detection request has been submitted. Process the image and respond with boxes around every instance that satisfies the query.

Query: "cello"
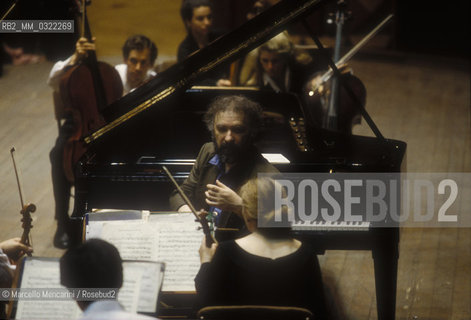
[59,0,123,182]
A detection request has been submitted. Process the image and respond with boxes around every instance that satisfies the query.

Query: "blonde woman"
[195,177,328,319]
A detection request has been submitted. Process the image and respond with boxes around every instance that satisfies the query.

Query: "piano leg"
[372,228,399,320]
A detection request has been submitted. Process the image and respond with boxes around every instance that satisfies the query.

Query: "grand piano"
[71,0,406,319]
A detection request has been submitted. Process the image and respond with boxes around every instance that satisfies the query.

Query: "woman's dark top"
[177,34,199,63]
[195,240,328,319]
[177,32,219,62]
[177,32,228,86]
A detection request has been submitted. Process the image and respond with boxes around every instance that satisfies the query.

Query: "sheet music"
[121,261,164,312]
[150,213,201,291]
[15,302,80,320]
[117,266,140,313]
[93,212,202,291]
[86,210,146,239]
[14,259,81,320]
[13,258,163,319]
[100,221,156,260]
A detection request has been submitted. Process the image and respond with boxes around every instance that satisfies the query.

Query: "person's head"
[239,177,291,238]
[258,33,293,82]
[180,0,213,39]
[60,239,123,310]
[204,95,263,164]
[122,35,157,89]
[246,0,281,20]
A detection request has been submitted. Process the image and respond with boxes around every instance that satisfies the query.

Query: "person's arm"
[204,180,243,216]
[198,238,218,264]
[0,237,33,261]
[47,56,74,91]
[195,238,218,295]
[195,240,229,309]
[47,37,96,91]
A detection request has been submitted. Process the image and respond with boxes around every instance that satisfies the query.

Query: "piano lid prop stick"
[162,166,215,247]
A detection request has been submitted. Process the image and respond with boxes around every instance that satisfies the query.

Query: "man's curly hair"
[203,95,263,140]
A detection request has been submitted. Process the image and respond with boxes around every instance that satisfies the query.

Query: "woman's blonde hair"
[259,32,294,57]
[246,32,312,86]
[239,177,291,237]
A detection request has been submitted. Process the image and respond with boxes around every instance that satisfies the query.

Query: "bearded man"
[169,95,278,233]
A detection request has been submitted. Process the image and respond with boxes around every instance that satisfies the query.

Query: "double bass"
[59,0,123,182]
[303,7,393,135]
[301,0,366,134]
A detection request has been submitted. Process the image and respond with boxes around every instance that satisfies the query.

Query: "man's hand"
[205,180,243,214]
[70,37,96,65]
[216,78,232,87]
[198,237,218,263]
[0,237,33,260]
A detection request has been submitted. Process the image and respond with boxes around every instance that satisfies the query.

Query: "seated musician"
[169,95,278,234]
[178,0,230,86]
[48,34,158,95]
[232,0,313,87]
[232,0,281,86]
[246,33,364,132]
[0,237,33,318]
[60,239,159,320]
[0,237,33,268]
[245,33,321,94]
[195,177,328,319]
[49,35,157,249]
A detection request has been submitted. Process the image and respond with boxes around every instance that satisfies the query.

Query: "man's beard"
[214,140,248,165]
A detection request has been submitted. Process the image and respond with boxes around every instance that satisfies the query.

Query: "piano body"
[71,0,406,319]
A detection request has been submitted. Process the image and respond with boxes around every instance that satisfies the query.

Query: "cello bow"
[162,166,216,248]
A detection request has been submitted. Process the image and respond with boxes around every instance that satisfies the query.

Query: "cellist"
[48,34,158,249]
[0,237,33,318]
[48,35,158,95]
[244,33,323,94]
[0,237,33,268]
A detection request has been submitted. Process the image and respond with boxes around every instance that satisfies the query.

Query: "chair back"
[197,305,313,320]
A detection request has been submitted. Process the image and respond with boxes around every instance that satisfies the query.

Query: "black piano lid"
[84,0,327,146]
[81,87,406,174]
[83,88,304,163]
[78,0,406,173]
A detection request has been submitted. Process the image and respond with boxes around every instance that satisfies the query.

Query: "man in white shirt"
[49,35,157,249]
[48,34,157,95]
